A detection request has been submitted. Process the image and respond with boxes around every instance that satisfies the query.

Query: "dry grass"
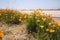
[0,23,35,40]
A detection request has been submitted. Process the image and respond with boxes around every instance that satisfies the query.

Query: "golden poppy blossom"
[49,29,55,33]
[0,32,4,38]
[42,17,46,21]
[36,20,40,23]
[24,15,27,19]
[46,14,49,17]
[48,22,52,26]
[35,13,40,17]
[28,15,32,18]
[56,22,60,27]
[40,25,44,28]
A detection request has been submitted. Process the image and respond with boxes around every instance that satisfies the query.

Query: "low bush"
[24,10,60,40]
[0,9,23,24]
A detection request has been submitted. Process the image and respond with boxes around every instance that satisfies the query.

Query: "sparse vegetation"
[0,9,60,40]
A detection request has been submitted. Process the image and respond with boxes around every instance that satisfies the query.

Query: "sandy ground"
[0,24,34,40]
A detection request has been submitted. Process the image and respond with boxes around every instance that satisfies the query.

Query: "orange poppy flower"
[0,32,4,38]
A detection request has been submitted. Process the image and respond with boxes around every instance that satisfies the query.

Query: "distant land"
[20,9,60,11]
[0,9,60,11]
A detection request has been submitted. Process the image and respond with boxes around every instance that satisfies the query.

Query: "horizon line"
[0,8,60,11]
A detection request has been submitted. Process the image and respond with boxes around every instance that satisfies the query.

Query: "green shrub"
[24,10,60,40]
[0,9,22,24]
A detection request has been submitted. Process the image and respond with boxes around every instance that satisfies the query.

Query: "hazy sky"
[0,0,60,9]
